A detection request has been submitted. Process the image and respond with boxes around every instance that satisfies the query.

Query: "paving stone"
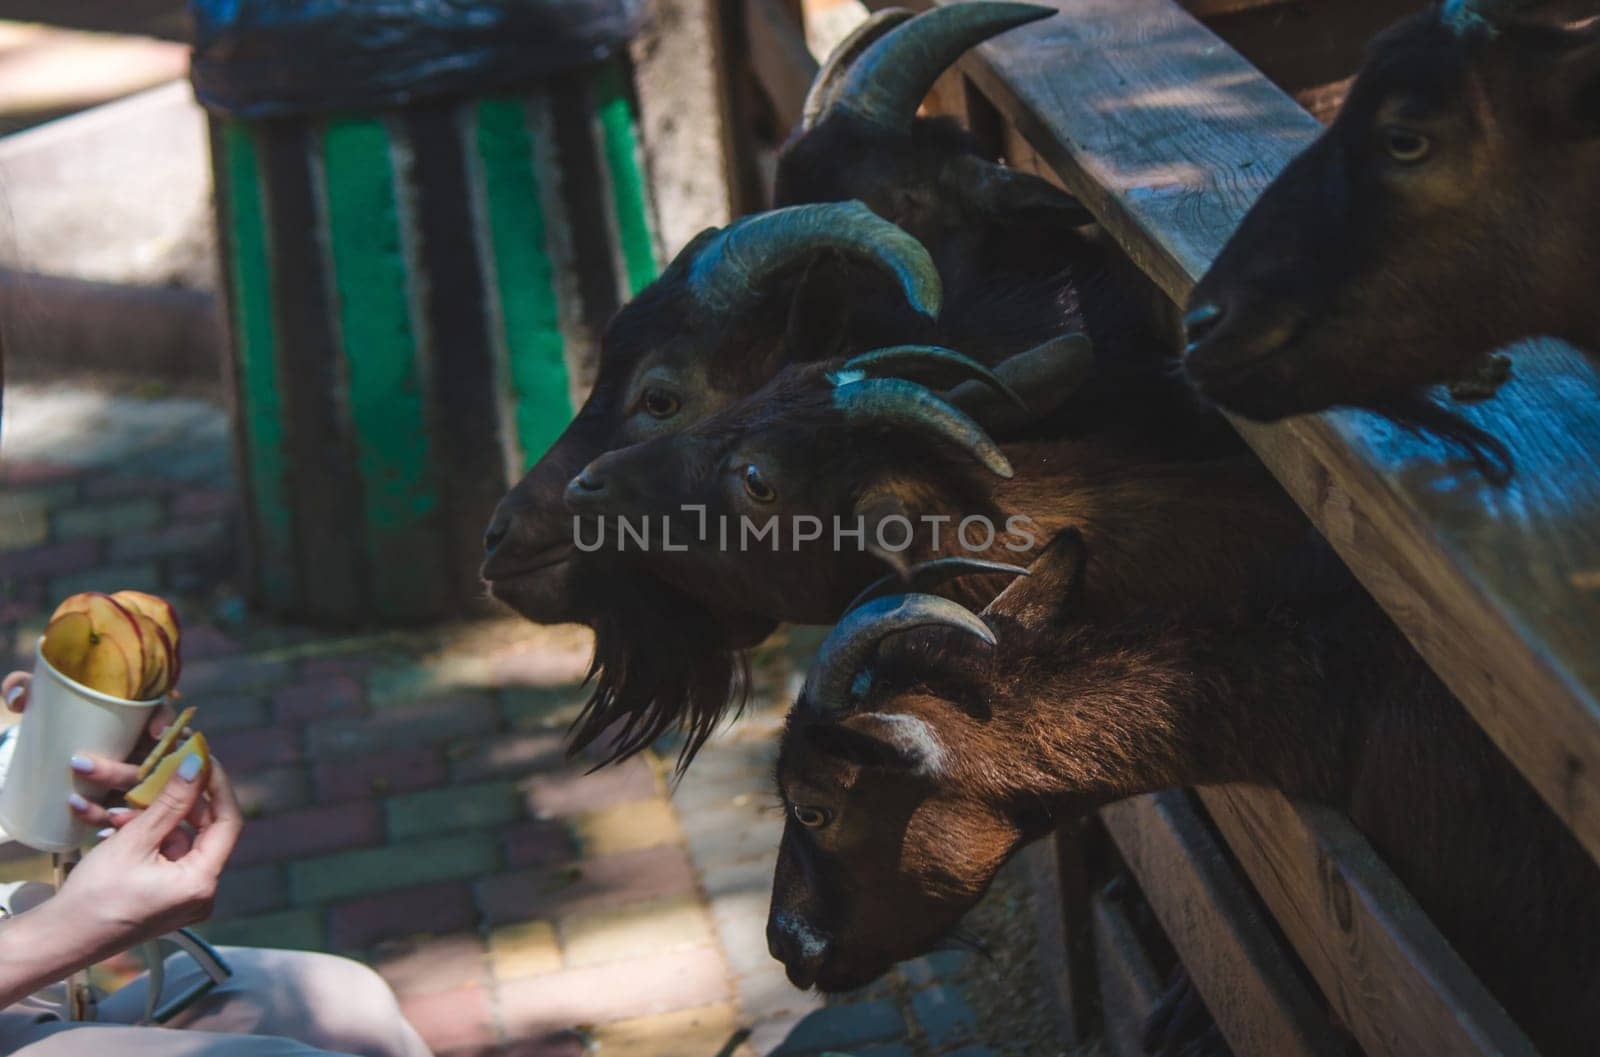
[399,983,497,1053]
[315,744,449,801]
[909,985,979,1049]
[81,474,185,501]
[231,764,311,815]
[896,950,974,989]
[307,696,497,758]
[208,725,301,774]
[178,624,241,660]
[490,646,591,689]
[701,856,776,901]
[232,800,384,866]
[372,933,488,998]
[559,895,714,968]
[273,675,364,723]
[0,539,98,579]
[712,902,775,977]
[0,495,49,551]
[172,489,235,518]
[477,844,698,925]
[49,562,161,599]
[197,693,270,732]
[936,1048,999,1057]
[497,946,730,1036]
[735,967,821,1025]
[108,519,228,562]
[0,460,78,487]
[299,655,374,682]
[212,863,287,918]
[501,819,578,870]
[521,756,660,817]
[290,832,499,904]
[591,1002,744,1057]
[53,498,162,540]
[388,781,521,841]
[498,686,590,731]
[766,1001,906,1055]
[854,1046,916,1057]
[327,880,479,951]
[571,800,682,857]
[181,653,296,695]
[449,731,566,783]
[489,920,563,981]
[201,908,323,952]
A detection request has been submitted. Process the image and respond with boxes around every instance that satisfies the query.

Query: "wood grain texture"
[872,0,1600,868]
[1090,890,1165,1057]
[1021,824,1098,1044]
[745,0,819,134]
[1101,792,1346,1057]
[1198,785,1538,1057]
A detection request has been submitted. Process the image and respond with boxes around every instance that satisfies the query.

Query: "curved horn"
[1440,0,1539,33]
[846,556,1030,614]
[834,377,1014,478]
[807,593,995,714]
[840,345,1026,409]
[824,2,1055,134]
[688,201,941,319]
[802,7,917,131]
[946,331,1095,430]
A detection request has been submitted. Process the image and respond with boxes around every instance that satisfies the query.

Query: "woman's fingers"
[69,752,142,792]
[3,672,30,714]
[187,760,243,874]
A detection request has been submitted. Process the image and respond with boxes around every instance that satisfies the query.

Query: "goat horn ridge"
[1440,0,1540,33]
[840,345,1027,408]
[833,377,1014,478]
[806,593,995,714]
[846,556,1030,614]
[687,201,942,319]
[801,7,917,131]
[823,2,1055,135]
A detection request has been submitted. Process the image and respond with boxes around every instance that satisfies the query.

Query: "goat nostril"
[1183,302,1225,348]
[483,516,510,554]
[572,470,605,494]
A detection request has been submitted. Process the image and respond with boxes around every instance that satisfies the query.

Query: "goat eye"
[1382,127,1430,164]
[641,388,681,419]
[792,804,831,828]
[743,464,776,503]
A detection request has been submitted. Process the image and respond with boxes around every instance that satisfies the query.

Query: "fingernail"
[67,793,90,813]
[107,807,133,818]
[177,753,203,782]
[4,687,22,708]
[69,755,94,775]
[96,827,114,839]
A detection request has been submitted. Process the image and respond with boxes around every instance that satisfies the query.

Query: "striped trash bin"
[191,0,659,625]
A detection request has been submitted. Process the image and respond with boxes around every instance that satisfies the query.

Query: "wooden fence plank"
[1198,786,1539,1057]
[867,0,1600,869]
[1100,792,1345,1057]
[745,0,819,134]
[1090,889,1165,1057]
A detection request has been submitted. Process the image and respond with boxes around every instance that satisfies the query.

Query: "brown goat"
[767,536,1600,1057]
[563,350,1320,626]
[1184,0,1600,470]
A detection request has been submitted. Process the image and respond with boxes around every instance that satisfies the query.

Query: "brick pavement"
[0,384,1012,1056]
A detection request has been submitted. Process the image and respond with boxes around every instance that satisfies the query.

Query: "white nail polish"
[67,793,90,813]
[4,687,22,707]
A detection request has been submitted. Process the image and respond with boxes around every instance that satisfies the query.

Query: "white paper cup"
[0,639,163,852]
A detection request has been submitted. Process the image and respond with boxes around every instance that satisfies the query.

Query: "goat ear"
[949,156,1095,225]
[810,712,948,775]
[853,490,915,577]
[784,260,852,361]
[986,528,1088,629]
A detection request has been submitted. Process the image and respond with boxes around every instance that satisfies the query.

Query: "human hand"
[53,755,242,957]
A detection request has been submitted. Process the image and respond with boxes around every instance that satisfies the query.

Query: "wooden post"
[206,60,660,625]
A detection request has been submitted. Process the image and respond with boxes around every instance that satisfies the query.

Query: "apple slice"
[42,611,95,679]
[53,594,144,697]
[147,623,177,699]
[136,706,197,781]
[111,591,181,684]
[125,732,209,809]
[131,613,168,699]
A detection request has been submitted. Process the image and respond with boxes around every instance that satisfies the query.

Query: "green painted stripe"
[219,122,296,612]
[475,97,572,469]
[594,60,658,295]
[320,116,441,615]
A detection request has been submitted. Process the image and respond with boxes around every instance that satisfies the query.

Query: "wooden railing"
[720,0,1600,1054]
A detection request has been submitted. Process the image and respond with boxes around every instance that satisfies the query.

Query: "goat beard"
[567,574,758,772]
